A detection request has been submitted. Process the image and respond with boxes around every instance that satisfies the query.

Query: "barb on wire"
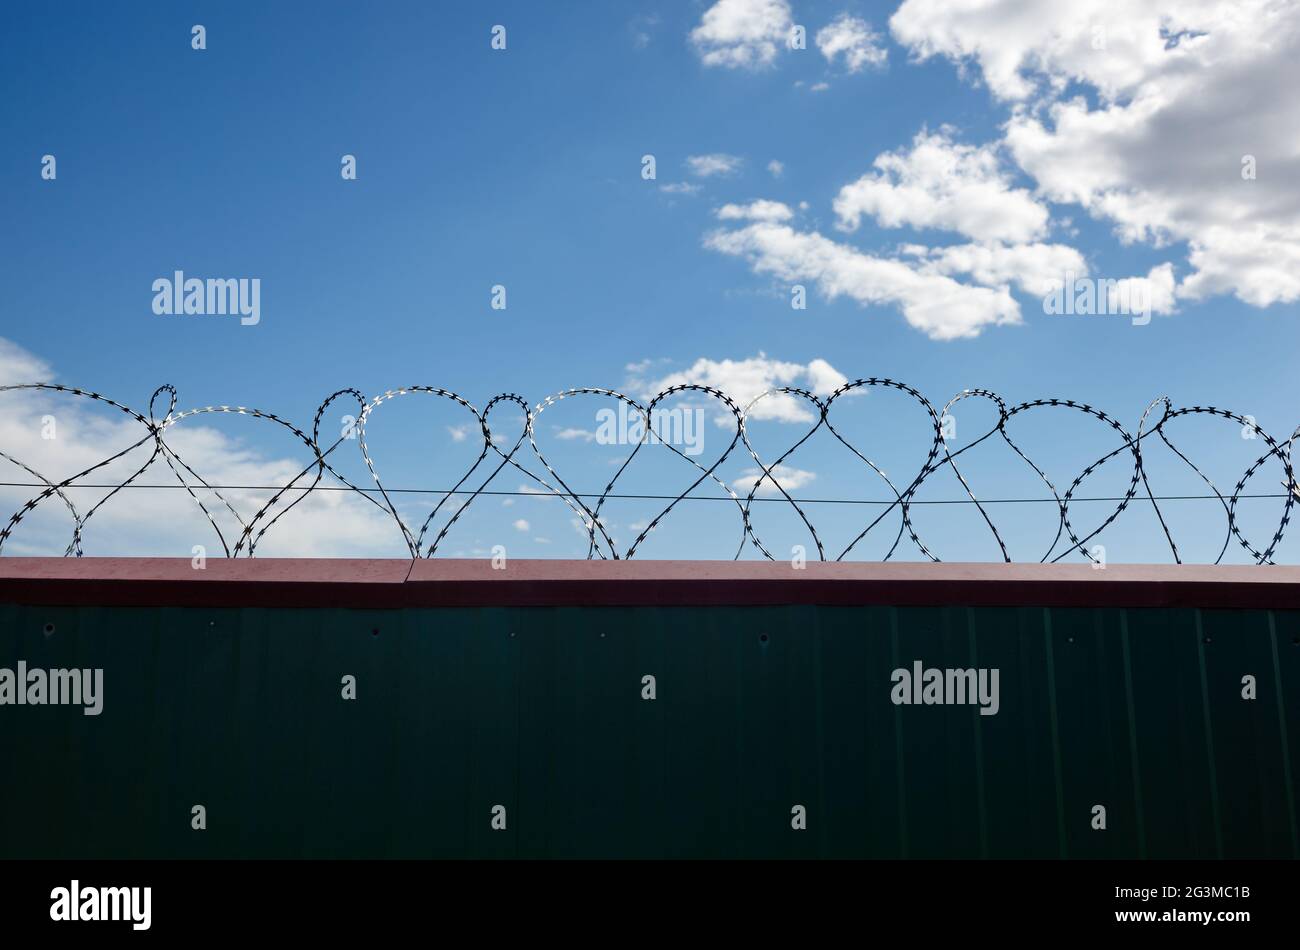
[0,380,1294,564]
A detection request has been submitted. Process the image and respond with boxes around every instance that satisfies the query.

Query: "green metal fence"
[2,599,1296,859]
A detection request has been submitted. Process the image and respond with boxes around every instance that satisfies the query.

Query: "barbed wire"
[1,381,1296,563]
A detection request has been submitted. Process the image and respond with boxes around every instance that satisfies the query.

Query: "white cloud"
[914,241,1088,297]
[1180,228,1300,307]
[687,153,744,178]
[1108,263,1178,316]
[705,221,1021,340]
[889,0,1300,309]
[555,427,598,442]
[833,129,1050,244]
[630,354,849,424]
[717,200,794,222]
[767,159,785,178]
[700,132,1103,338]
[447,424,473,443]
[733,464,817,495]
[513,519,530,532]
[816,14,888,73]
[890,0,1209,103]
[0,338,51,384]
[690,0,795,69]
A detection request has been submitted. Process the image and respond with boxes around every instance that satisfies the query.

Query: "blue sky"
[1,0,1298,562]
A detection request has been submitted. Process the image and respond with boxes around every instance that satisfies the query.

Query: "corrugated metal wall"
[1,602,1296,858]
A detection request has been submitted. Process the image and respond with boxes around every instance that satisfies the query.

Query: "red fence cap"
[1,558,1298,610]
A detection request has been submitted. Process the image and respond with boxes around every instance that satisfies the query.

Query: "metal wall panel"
[1,602,1296,858]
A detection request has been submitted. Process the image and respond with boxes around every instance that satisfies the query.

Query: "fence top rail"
[1,558,1299,610]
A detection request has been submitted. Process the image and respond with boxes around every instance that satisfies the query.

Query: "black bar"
[0,859,1289,938]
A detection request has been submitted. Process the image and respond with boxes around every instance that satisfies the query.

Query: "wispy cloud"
[733,464,817,495]
[630,354,848,424]
[660,181,703,196]
[687,153,744,178]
